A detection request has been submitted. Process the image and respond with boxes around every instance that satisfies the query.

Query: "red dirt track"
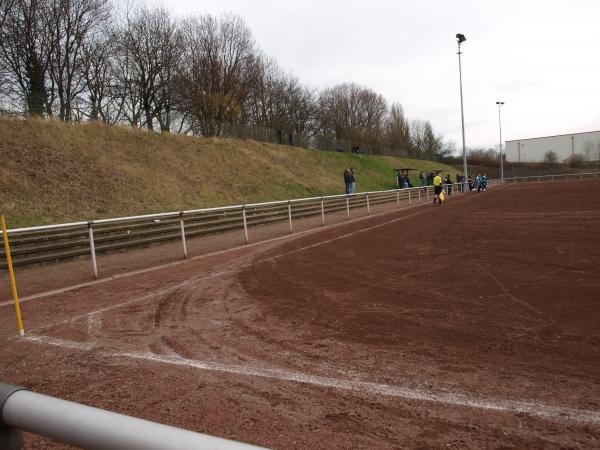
[1,180,599,449]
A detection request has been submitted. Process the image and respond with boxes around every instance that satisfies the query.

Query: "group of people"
[397,173,412,189]
[342,167,488,201]
[448,173,488,193]
[419,171,441,189]
[462,173,488,192]
[343,168,356,194]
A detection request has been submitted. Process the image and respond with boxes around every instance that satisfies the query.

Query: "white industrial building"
[505,130,600,162]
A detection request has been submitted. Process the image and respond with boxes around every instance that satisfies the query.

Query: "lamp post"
[496,101,504,181]
[456,33,468,191]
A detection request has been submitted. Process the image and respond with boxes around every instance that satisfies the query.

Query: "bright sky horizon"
[128,0,600,152]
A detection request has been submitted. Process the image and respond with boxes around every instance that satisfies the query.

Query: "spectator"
[349,168,356,193]
[419,171,425,191]
[402,174,409,189]
[445,174,453,195]
[476,173,484,193]
[344,168,352,194]
[482,173,488,191]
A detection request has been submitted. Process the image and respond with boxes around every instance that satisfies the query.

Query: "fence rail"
[503,172,600,183]
[0,383,264,450]
[4,171,598,275]
[0,184,462,274]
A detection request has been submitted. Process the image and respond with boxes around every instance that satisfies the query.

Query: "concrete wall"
[505,130,600,162]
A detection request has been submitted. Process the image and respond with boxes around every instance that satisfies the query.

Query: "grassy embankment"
[0,117,458,228]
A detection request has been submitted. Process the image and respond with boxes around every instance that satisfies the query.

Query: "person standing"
[445,174,453,195]
[432,171,444,206]
[419,171,425,191]
[349,168,356,193]
[344,168,352,194]
[476,173,483,193]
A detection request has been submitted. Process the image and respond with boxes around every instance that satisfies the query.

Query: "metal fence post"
[320,197,325,225]
[396,190,400,207]
[241,206,249,244]
[418,189,421,203]
[366,193,370,215]
[408,189,412,206]
[87,222,98,279]
[426,187,430,200]
[346,195,350,218]
[287,201,293,233]
[179,212,188,259]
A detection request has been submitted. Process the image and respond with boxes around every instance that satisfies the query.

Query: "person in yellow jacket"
[432,171,444,206]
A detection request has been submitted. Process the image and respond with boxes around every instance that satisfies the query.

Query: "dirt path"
[1,180,599,449]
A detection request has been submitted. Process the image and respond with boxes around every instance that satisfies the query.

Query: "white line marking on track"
[25,204,459,335]
[24,334,95,351]
[21,334,600,426]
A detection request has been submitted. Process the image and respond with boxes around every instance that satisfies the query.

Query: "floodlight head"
[456,33,466,44]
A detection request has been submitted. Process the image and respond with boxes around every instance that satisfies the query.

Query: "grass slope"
[0,117,459,228]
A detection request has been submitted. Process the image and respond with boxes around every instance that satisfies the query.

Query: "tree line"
[0,0,451,158]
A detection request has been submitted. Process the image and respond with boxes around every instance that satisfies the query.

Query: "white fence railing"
[504,171,600,183]
[6,170,599,276]
[1,182,481,275]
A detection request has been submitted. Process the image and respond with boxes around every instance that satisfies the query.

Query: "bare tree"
[115,6,180,131]
[288,83,317,143]
[0,0,51,115]
[543,150,558,164]
[44,0,111,121]
[79,28,122,123]
[317,83,387,150]
[176,14,259,137]
[385,103,411,155]
[243,57,316,144]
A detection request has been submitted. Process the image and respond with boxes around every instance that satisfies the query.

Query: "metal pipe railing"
[0,383,265,450]
[3,172,596,273]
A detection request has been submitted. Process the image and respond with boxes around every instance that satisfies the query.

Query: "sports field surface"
[1,180,599,449]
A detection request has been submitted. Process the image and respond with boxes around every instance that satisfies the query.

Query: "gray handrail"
[0,383,266,450]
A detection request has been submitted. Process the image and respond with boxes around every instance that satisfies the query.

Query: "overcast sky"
[144,0,600,152]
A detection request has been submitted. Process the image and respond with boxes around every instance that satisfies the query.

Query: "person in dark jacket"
[344,168,352,194]
[445,174,453,195]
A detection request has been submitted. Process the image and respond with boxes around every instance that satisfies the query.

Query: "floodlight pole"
[496,101,505,181]
[457,35,468,189]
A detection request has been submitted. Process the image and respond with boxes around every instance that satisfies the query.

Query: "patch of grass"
[0,117,459,228]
